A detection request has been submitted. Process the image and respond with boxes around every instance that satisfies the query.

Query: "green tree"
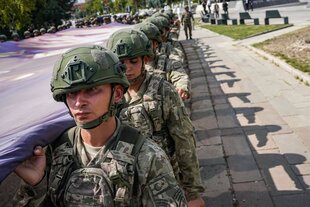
[32,0,76,27]
[0,0,43,32]
[85,0,103,15]
[0,0,75,36]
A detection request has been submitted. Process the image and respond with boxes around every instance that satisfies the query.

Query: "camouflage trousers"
[183,23,192,39]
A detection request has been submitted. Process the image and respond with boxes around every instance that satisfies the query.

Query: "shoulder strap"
[116,125,145,156]
[50,127,79,207]
[143,75,164,101]
[51,127,76,150]
[113,125,145,205]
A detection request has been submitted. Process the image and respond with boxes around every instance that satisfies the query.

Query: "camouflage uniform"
[13,121,187,207]
[139,19,190,96]
[134,22,188,93]
[148,16,185,63]
[107,29,204,201]
[12,46,187,207]
[181,6,194,40]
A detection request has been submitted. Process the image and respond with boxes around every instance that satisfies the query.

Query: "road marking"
[0,71,10,74]
[13,73,34,81]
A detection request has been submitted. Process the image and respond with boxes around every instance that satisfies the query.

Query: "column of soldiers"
[0,22,72,42]
[12,8,206,207]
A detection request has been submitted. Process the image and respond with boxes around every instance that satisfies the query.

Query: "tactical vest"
[119,75,175,157]
[47,125,144,207]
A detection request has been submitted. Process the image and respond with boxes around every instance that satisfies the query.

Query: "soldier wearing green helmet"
[13,45,187,206]
[107,28,205,207]
[144,16,190,100]
[134,21,189,100]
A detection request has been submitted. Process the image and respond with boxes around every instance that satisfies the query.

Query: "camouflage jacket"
[145,59,189,93]
[168,39,185,63]
[13,119,187,207]
[119,73,204,200]
[159,41,185,64]
[146,45,190,94]
[181,11,194,25]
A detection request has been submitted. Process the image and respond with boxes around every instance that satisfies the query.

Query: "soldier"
[11,32,20,41]
[0,34,7,42]
[164,9,181,41]
[23,30,31,39]
[107,29,205,207]
[134,22,190,101]
[40,28,46,35]
[13,45,187,206]
[181,5,194,40]
[33,29,40,37]
[147,16,185,64]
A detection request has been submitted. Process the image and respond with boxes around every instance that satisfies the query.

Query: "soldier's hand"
[188,197,205,207]
[176,88,190,101]
[15,146,46,186]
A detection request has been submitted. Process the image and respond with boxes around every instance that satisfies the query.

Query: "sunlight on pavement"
[269,166,302,191]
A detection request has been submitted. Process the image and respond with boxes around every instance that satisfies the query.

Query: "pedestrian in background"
[214,1,220,18]
[244,0,249,11]
[249,0,254,11]
[223,0,229,15]
[207,0,212,14]
[202,0,207,14]
[181,5,194,40]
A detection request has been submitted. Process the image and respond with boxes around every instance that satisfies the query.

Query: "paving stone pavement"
[181,3,310,206]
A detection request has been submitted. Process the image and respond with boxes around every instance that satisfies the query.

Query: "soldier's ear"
[114,85,125,103]
[143,56,149,64]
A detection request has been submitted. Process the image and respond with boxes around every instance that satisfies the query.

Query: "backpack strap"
[143,75,163,100]
[49,127,80,207]
[121,126,145,206]
[51,127,76,149]
[108,125,145,206]
[116,125,145,156]
[143,75,165,132]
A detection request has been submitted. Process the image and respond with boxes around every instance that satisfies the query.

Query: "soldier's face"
[161,29,169,41]
[152,40,159,50]
[66,84,111,124]
[121,57,143,81]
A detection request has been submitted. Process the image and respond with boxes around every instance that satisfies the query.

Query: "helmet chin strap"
[68,87,116,129]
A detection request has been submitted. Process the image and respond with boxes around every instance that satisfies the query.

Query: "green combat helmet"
[51,45,129,129]
[133,22,162,43]
[145,16,170,35]
[156,16,170,31]
[153,12,171,23]
[106,28,152,84]
[106,28,152,60]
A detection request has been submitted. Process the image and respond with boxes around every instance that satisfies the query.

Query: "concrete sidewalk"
[181,3,310,207]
